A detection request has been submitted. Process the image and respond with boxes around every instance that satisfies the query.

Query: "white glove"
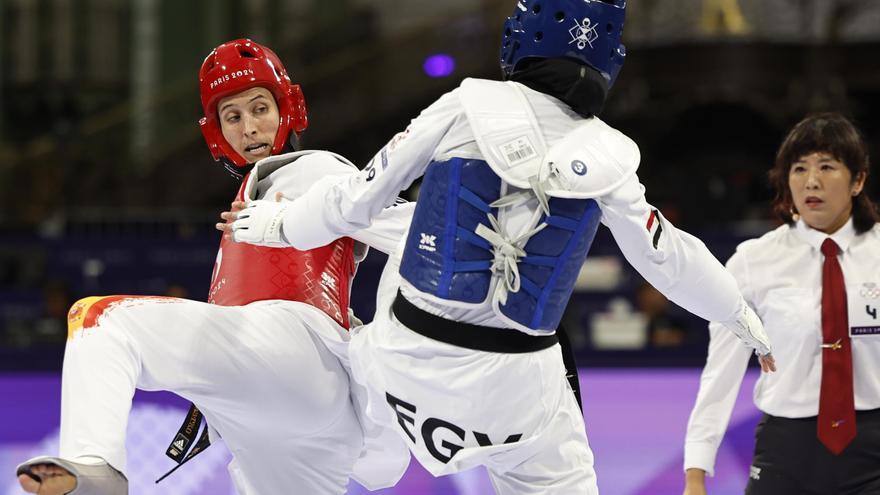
[721,302,772,357]
[230,200,290,248]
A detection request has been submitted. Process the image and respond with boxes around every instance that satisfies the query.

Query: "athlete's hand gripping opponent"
[218,195,290,248]
[722,302,776,372]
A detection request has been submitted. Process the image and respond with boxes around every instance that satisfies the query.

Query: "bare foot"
[18,464,76,495]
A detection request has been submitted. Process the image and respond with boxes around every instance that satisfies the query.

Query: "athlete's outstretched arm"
[263,91,461,250]
[599,174,775,370]
[348,200,414,256]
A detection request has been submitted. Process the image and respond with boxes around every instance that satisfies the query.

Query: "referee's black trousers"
[746,409,880,495]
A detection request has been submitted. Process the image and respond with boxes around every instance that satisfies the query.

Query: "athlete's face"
[789,151,865,234]
[218,87,280,163]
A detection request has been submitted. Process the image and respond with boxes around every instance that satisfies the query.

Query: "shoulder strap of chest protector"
[460,78,640,199]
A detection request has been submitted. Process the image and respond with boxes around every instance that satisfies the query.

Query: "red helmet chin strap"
[198,39,308,177]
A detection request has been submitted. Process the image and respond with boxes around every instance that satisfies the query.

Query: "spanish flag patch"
[67,295,176,340]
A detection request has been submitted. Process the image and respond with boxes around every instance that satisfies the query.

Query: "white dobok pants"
[349,295,599,495]
[60,295,396,494]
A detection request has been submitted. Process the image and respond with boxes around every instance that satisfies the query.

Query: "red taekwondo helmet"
[198,38,308,179]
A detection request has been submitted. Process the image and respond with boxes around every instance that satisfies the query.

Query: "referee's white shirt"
[684,218,880,476]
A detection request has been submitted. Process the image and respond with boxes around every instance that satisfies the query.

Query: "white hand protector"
[721,302,772,357]
[230,200,290,248]
[17,456,128,495]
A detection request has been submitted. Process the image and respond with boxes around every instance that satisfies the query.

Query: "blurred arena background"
[1,0,879,493]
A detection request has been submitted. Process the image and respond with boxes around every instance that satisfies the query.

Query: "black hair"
[769,112,879,233]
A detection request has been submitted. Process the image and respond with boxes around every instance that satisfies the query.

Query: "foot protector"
[16,456,128,495]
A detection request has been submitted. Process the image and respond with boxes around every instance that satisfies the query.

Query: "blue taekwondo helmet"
[500,0,627,88]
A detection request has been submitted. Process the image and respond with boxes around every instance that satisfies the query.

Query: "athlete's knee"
[67,295,148,340]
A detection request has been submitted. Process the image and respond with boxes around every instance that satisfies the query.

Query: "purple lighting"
[423,54,455,78]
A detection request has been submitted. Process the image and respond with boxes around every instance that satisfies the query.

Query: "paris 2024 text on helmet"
[198,38,308,179]
[500,0,627,88]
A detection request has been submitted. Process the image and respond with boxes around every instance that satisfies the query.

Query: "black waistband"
[765,408,880,423]
[391,291,558,353]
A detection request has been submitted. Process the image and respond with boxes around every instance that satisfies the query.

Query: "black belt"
[391,291,558,353]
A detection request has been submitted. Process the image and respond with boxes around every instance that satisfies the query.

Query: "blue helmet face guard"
[500,0,627,88]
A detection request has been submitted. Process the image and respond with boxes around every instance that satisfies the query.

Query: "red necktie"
[817,238,856,455]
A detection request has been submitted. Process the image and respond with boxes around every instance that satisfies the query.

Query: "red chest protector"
[208,177,355,329]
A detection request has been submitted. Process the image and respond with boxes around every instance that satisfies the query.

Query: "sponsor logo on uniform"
[749,465,761,480]
[419,233,437,252]
[571,160,587,176]
[569,17,599,50]
[209,69,256,90]
[321,272,337,290]
[167,433,189,458]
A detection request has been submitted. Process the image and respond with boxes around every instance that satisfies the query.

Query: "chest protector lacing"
[475,174,552,306]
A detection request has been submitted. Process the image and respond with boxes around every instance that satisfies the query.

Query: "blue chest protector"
[399,158,602,332]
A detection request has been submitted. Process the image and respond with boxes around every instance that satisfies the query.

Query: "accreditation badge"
[849,282,880,337]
